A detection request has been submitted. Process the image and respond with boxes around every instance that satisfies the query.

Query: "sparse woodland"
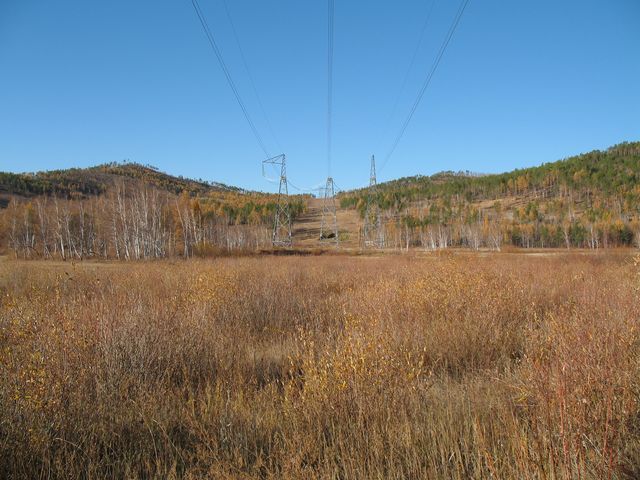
[0,174,305,259]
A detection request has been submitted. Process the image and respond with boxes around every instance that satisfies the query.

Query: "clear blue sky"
[1,0,638,192]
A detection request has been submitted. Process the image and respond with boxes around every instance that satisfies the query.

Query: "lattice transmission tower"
[319,177,338,244]
[263,154,292,247]
[363,155,384,248]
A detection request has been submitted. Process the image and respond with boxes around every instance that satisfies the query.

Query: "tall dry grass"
[1,253,639,478]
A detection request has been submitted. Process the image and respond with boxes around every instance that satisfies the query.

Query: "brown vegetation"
[1,252,639,478]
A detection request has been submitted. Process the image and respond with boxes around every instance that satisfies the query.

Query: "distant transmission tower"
[319,177,338,244]
[263,154,292,247]
[363,155,384,248]
[320,0,338,246]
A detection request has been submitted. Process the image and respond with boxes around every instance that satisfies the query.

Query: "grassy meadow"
[1,252,639,478]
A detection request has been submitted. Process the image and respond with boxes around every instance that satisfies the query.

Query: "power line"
[189,0,271,158]
[327,0,334,177]
[331,181,346,194]
[380,0,470,172]
[262,162,324,194]
[320,0,339,246]
[220,0,283,153]
[380,0,438,141]
[287,180,326,194]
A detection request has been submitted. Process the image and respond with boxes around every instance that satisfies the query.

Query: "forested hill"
[341,142,640,249]
[0,162,241,199]
[345,142,640,206]
[0,161,306,259]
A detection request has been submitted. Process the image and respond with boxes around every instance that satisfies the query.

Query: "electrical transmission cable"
[221,0,283,153]
[327,0,334,177]
[382,0,438,137]
[287,179,326,194]
[379,0,470,172]
[319,0,339,245]
[190,0,271,158]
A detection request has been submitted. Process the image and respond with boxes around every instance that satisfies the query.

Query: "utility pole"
[319,177,338,245]
[263,154,292,247]
[363,154,384,248]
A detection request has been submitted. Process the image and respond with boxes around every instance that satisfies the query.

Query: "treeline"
[362,212,638,251]
[367,142,640,203]
[94,162,236,195]
[1,182,305,259]
[0,162,241,199]
[203,191,305,226]
[0,170,107,198]
[357,197,639,250]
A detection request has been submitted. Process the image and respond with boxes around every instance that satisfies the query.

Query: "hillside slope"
[339,142,640,249]
[343,142,640,210]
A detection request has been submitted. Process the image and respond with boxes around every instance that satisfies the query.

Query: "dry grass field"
[1,252,639,479]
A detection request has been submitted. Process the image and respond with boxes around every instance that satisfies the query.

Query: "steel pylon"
[363,155,384,248]
[263,154,292,247]
[319,176,338,245]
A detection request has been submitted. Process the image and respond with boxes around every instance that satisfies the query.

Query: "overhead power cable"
[221,0,283,153]
[262,161,324,194]
[380,0,470,172]
[382,0,438,137]
[331,180,345,194]
[287,179,326,194]
[190,0,271,158]
[327,0,335,177]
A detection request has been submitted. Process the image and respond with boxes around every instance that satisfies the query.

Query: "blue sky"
[1,0,638,192]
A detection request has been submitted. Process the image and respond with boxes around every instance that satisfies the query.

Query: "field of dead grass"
[1,253,639,478]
